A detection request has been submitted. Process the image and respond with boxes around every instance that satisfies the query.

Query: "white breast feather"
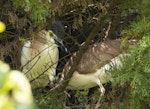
[67,54,129,90]
[21,33,59,89]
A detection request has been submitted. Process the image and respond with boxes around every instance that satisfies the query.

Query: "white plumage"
[21,30,59,89]
[67,53,129,90]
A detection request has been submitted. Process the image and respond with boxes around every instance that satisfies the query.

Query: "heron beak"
[54,38,68,52]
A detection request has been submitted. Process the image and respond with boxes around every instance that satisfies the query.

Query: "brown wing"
[62,39,129,77]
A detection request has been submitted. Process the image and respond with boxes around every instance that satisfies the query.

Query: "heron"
[60,39,135,108]
[21,30,60,89]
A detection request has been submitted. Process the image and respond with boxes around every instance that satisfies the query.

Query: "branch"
[105,0,121,39]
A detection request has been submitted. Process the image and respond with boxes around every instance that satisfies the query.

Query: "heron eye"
[49,32,53,36]
[49,31,57,39]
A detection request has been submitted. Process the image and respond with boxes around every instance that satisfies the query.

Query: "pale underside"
[21,30,59,89]
[67,54,129,89]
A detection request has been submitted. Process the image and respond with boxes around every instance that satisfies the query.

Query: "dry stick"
[104,21,112,39]
[55,0,120,93]
[105,0,121,39]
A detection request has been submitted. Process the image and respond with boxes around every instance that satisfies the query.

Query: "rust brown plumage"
[62,39,131,77]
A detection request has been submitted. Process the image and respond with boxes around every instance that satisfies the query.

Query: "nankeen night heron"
[21,30,60,89]
[61,39,135,108]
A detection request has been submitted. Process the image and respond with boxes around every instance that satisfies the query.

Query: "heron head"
[48,30,68,52]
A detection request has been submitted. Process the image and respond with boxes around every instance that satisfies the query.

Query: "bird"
[49,20,65,38]
[60,39,134,108]
[21,30,59,89]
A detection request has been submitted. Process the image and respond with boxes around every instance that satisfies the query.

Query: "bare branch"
[105,1,121,39]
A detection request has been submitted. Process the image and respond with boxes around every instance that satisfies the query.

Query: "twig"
[105,1,121,39]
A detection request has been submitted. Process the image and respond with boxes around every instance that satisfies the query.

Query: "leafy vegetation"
[0,0,150,109]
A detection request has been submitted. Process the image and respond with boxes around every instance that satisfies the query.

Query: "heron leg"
[95,80,105,109]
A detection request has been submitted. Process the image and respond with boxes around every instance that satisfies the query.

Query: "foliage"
[137,0,150,17]
[129,36,150,109]
[131,17,150,38]
[113,35,150,109]
[0,60,35,109]
[13,0,50,26]
[0,0,150,109]
[112,0,150,107]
